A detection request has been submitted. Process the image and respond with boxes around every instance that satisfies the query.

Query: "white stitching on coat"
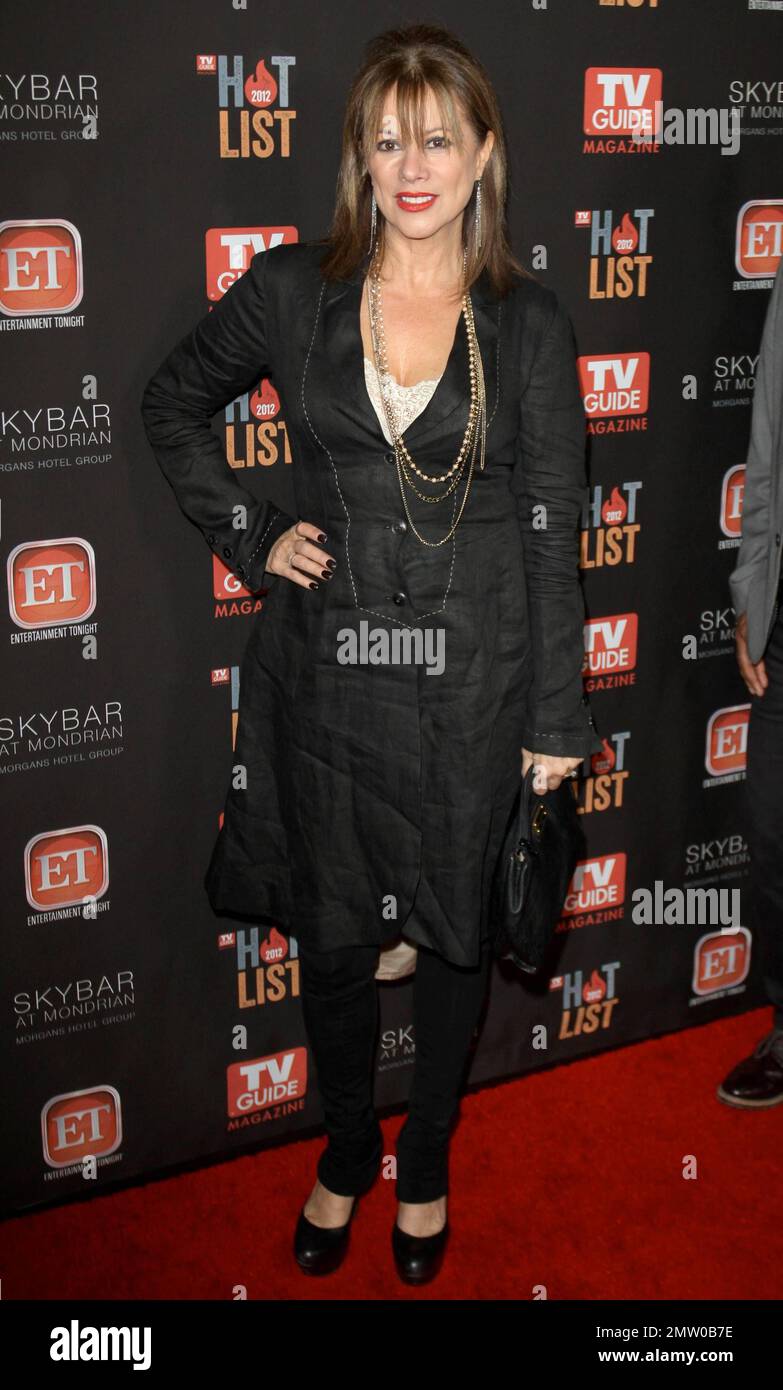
[300,279,472,628]
[246,509,282,571]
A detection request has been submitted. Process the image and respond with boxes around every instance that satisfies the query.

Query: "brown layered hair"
[318,24,531,297]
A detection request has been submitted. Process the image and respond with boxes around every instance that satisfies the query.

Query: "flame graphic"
[260,926,289,962]
[582,969,607,1004]
[601,485,628,525]
[244,60,278,108]
[591,739,616,775]
[251,378,280,419]
[611,212,638,254]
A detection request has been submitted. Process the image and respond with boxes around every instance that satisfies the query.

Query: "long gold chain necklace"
[366,246,486,548]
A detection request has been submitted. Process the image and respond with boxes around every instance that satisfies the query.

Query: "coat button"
[391,591,407,605]
[222,545,232,558]
[207,533,216,544]
[384,451,395,464]
[236,564,246,579]
[392,519,408,534]
[776,533,781,546]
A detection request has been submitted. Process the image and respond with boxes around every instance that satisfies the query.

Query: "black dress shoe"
[717,1028,783,1109]
[293,1199,356,1275]
[392,1218,450,1284]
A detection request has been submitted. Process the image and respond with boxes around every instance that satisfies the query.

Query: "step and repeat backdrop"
[3,1,781,1216]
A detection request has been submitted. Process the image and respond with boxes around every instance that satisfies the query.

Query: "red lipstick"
[395,192,437,212]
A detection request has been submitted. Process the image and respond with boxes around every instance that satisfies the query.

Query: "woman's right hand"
[265,520,336,589]
[735,610,768,697]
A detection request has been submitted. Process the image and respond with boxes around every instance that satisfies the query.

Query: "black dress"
[141,240,603,967]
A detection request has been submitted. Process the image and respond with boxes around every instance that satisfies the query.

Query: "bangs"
[361,71,467,158]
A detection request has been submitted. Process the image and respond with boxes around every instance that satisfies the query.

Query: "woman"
[141,22,602,1285]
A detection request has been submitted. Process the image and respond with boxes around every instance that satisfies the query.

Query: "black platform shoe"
[293,1197,356,1275]
[717,1028,783,1109]
[392,1217,450,1284]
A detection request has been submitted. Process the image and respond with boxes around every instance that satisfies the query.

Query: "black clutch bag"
[490,764,586,973]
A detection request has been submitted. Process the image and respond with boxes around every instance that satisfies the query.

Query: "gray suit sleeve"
[140,247,297,593]
[728,263,783,618]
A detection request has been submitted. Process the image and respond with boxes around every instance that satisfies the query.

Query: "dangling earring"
[368,189,377,254]
[474,177,483,251]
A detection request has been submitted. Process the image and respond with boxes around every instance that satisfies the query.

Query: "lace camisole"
[363,356,442,445]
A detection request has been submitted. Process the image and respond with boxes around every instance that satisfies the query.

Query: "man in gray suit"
[724,262,783,1108]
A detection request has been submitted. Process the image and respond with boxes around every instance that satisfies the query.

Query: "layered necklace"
[366,245,486,548]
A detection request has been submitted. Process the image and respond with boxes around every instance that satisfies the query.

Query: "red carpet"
[2,1007,781,1301]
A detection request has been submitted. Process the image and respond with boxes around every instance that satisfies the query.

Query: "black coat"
[141,240,603,967]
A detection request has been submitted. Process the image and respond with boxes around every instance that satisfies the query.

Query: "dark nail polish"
[308,581,319,590]
[316,532,327,543]
[325,558,337,570]
[321,569,332,579]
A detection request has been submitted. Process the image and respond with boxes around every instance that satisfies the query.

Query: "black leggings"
[297,935,493,1203]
